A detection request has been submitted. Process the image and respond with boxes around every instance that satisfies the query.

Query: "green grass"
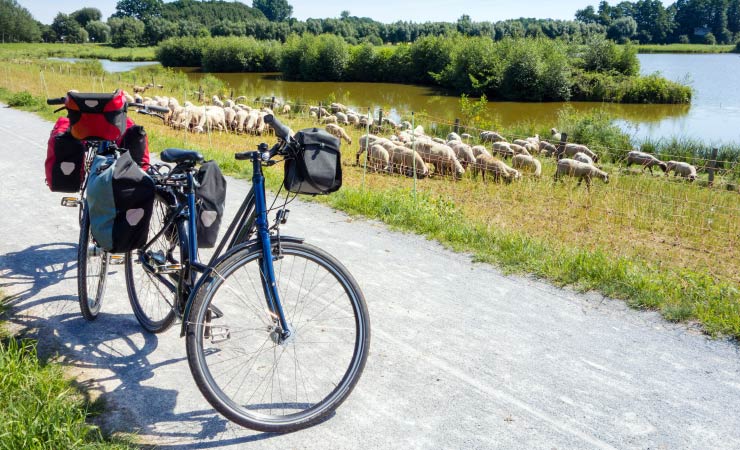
[0,43,156,61]
[0,293,135,449]
[634,43,735,53]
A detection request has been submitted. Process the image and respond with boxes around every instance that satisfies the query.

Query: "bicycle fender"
[179,235,305,337]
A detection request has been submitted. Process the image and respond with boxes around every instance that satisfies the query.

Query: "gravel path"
[1,105,739,449]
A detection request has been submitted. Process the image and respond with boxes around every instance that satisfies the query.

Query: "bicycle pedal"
[109,254,125,265]
[60,196,80,207]
[207,325,231,343]
[155,263,182,274]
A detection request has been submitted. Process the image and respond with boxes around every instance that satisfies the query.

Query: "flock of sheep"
[123,91,699,187]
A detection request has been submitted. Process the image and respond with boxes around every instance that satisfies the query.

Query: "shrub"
[201,36,282,72]
[156,36,209,67]
[704,32,717,45]
[581,37,639,75]
[678,34,690,44]
[7,91,41,109]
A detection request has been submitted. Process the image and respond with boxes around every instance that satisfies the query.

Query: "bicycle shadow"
[1,243,280,446]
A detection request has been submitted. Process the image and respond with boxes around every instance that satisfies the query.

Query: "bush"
[156,36,209,67]
[7,91,42,109]
[201,36,282,72]
[704,32,717,45]
[281,34,348,81]
[581,37,639,75]
[678,34,690,44]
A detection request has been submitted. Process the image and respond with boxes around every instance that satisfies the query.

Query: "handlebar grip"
[146,104,170,113]
[264,114,292,141]
[46,97,65,105]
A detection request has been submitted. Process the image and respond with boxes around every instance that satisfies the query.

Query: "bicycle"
[46,93,169,321]
[125,114,370,432]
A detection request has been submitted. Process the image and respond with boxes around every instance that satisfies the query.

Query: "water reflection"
[48,57,159,73]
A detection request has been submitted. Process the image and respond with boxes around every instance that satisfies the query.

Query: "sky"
[18,0,625,26]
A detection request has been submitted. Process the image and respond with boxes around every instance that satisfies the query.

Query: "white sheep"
[325,123,352,145]
[281,104,291,115]
[512,154,542,177]
[539,141,558,157]
[447,141,476,169]
[492,141,514,159]
[410,141,464,179]
[572,152,594,166]
[319,115,338,125]
[447,132,461,142]
[388,145,429,178]
[474,154,520,183]
[471,145,491,158]
[480,130,506,143]
[626,151,668,174]
[665,160,697,181]
[335,111,349,125]
[554,158,609,189]
[562,143,599,163]
[368,144,390,172]
[550,127,562,142]
[461,133,472,140]
[509,143,530,157]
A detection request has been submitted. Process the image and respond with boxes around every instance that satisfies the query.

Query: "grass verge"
[634,44,735,53]
[0,293,134,449]
[0,43,156,61]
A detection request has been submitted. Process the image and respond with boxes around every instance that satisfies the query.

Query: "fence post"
[378,109,383,130]
[411,112,417,203]
[362,108,370,189]
[318,102,323,121]
[198,85,203,103]
[230,89,234,99]
[454,118,460,134]
[707,147,718,187]
[557,133,568,159]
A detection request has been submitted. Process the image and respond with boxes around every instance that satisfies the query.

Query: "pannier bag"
[195,161,227,248]
[117,118,150,170]
[284,127,342,195]
[65,90,127,141]
[45,117,85,192]
[86,151,155,253]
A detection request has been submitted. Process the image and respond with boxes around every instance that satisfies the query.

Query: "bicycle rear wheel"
[77,205,109,321]
[125,194,182,333]
[186,241,370,432]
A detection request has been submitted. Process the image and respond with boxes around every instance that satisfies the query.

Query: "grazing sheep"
[382,117,398,130]
[471,145,491,158]
[461,133,472,140]
[512,154,542,177]
[625,151,668,174]
[413,125,425,136]
[235,95,247,102]
[447,132,461,142]
[572,152,594,166]
[320,115,338,125]
[432,137,446,144]
[480,130,506,143]
[330,102,348,113]
[410,141,464,179]
[399,121,413,131]
[234,109,249,133]
[347,113,360,125]
[133,85,148,94]
[562,143,599,163]
[368,144,390,172]
[224,99,234,108]
[550,127,562,142]
[358,115,374,129]
[223,107,236,131]
[211,95,224,108]
[509,143,531,157]
[513,139,538,155]
[448,141,476,169]
[335,111,349,125]
[665,160,697,181]
[474,154,520,183]
[388,145,429,178]
[325,123,352,145]
[554,159,609,189]
[539,141,558,157]
[492,142,515,159]
[281,104,291,115]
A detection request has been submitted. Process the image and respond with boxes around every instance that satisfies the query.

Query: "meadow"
[1,58,738,339]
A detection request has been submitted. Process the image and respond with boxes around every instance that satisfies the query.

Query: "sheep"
[330,102,348,113]
[132,85,148,94]
[382,117,398,130]
[539,140,558,157]
[224,99,234,108]
[492,141,515,159]
[413,125,425,136]
[471,145,491,158]
[223,107,236,132]
[432,137,446,144]
[461,133,472,140]
[665,160,697,182]
[625,151,668,174]
[561,143,599,163]
[550,127,562,142]
[447,141,476,169]
[347,113,360,125]
[281,104,291,115]
[447,132,461,142]
[572,152,594,166]
[234,109,249,133]
[325,123,352,145]
[509,143,530,157]
[411,141,464,179]
[480,130,506,143]
[319,115,338,125]
[368,144,390,172]
[358,115,374,129]
[553,159,609,189]
[235,95,247,102]
[513,139,538,155]
[474,154,520,183]
[388,145,429,178]
[357,134,381,164]
[211,95,224,108]
[512,154,542,177]
[335,111,349,125]
[398,121,413,131]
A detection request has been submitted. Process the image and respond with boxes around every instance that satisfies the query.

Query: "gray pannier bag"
[195,160,227,248]
[86,151,155,253]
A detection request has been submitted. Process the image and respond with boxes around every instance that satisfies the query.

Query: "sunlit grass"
[1,58,739,339]
[634,44,735,54]
[0,43,156,61]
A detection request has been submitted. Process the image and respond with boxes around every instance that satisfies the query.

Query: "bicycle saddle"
[161,148,205,164]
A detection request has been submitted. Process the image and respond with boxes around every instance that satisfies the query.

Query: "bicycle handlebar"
[129,102,169,113]
[46,97,66,105]
[264,114,292,142]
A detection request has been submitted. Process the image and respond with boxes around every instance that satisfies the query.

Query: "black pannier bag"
[86,151,155,253]
[65,90,127,141]
[45,117,85,192]
[117,120,151,170]
[195,161,227,248]
[284,127,342,195]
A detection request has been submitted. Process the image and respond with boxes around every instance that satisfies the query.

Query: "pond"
[48,58,159,74]
[181,53,740,144]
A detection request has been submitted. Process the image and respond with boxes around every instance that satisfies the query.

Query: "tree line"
[2,0,739,47]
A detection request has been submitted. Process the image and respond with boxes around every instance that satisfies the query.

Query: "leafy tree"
[86,20,111,43]
[252,0,293,22]
[704,31,717,44]
[114,0,163,20]
[144,17,178,44]
[340,10,350,20]
[71,7,102,27]
[576,5,600,23]
[109,16,145,47]
[607,16,637,42]
[52,13,86,43]
[0,0,41,42]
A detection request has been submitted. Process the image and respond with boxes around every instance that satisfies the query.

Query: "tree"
[114,0,163,20]
[143,17,178,44]
[108,16,145,47]
[252,0,293,22]
[71,7,102,27]
[0,0,41,42]
[607,16,637,42]
[52,13,86,43]
[340,10,350,20]
[575,5,599,23]
[86,20,111,43]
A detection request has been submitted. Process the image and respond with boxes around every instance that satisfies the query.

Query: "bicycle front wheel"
[77,206,109,320]
[125,194,181,333]
[186,241,370,432]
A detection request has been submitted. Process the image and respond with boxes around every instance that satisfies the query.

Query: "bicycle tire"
[77,205,108,321]
[125,194,182,333]
[185,241,370,432]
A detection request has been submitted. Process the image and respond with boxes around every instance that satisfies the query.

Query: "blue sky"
[19,0,631,25]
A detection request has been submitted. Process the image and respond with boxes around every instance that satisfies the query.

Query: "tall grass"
[1,57,739,339]
[0,43,156,61]
[635,43,735,53]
